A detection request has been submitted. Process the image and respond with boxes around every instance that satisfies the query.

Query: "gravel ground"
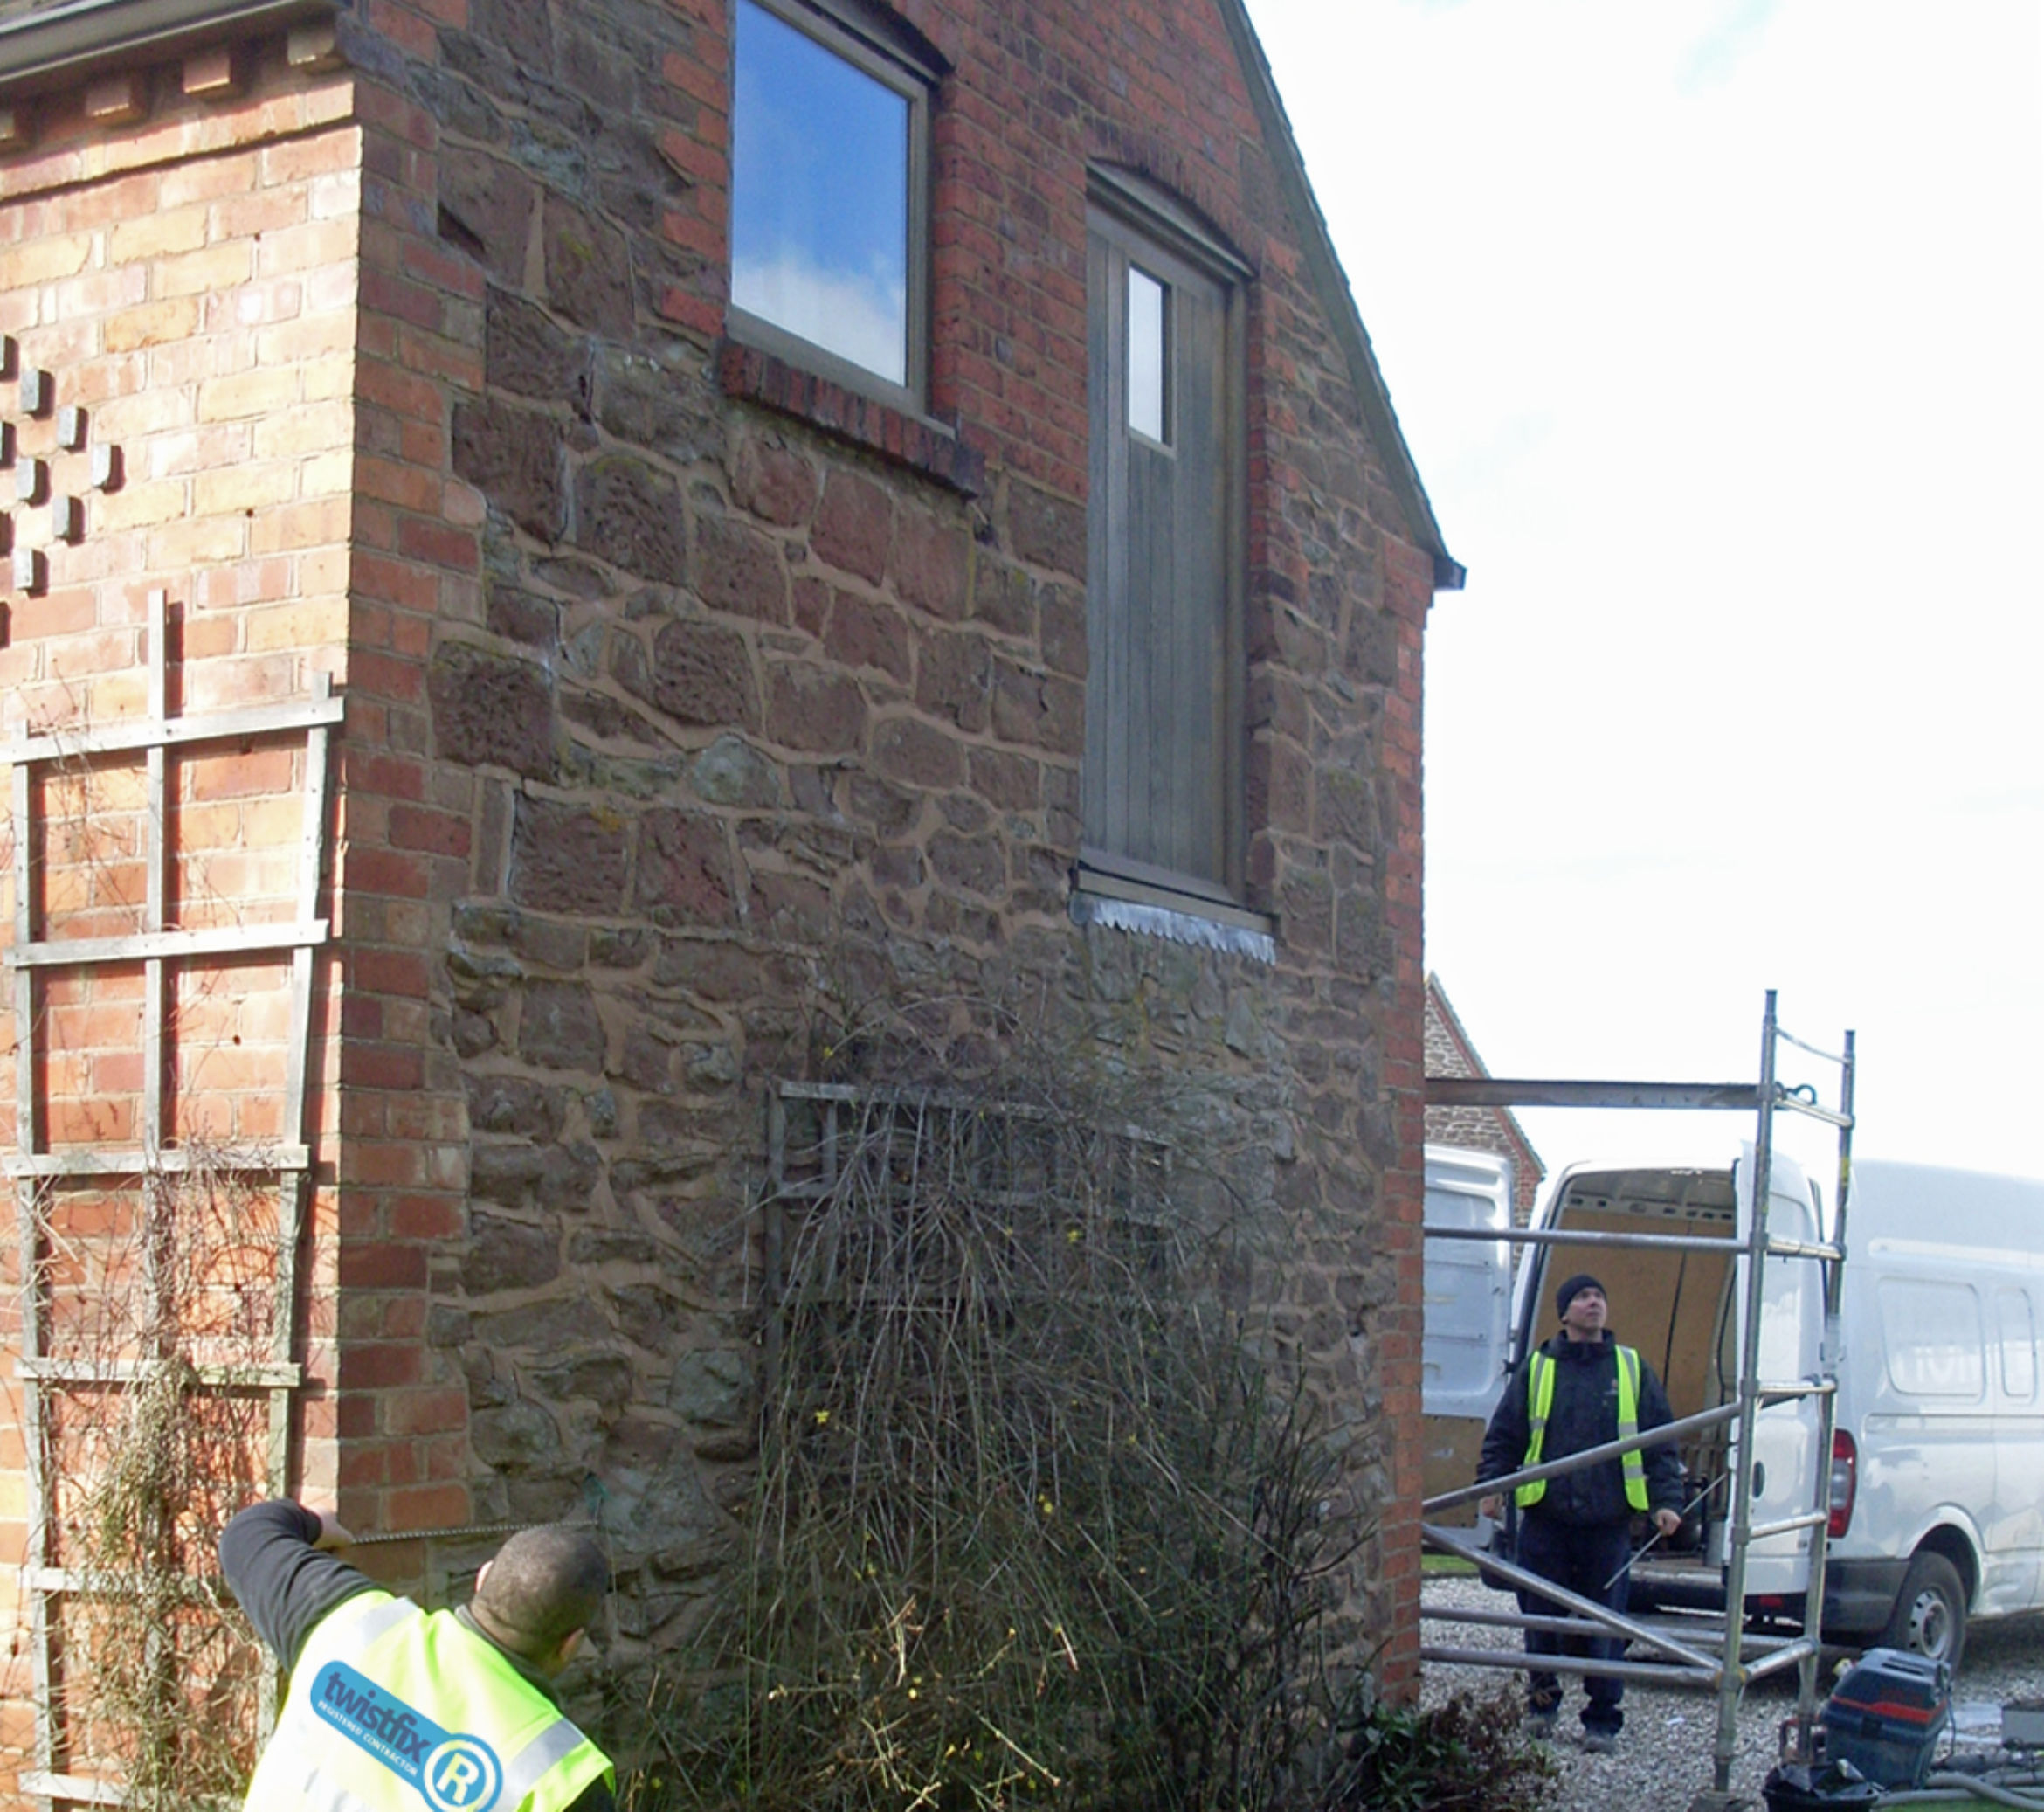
[1419,1576,2044,1809]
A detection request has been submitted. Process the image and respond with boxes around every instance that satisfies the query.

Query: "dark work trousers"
[1515,1513,1634,1734]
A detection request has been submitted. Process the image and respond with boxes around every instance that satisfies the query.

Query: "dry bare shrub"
[622,1006,1364,1812]
[23,1153,281,1810]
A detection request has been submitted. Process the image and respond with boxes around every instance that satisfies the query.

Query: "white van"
[1419,1146,1516,1525]
[1422,1145,2044,1670]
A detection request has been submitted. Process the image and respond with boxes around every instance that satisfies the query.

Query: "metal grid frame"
[761,1078,1175,1373]
[1420,990,1856,1811]
[3,590,341,1809]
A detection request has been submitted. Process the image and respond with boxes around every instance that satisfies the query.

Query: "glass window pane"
[1127,266,1167,442]
[732,0,910,387]
[1878,1278,1984,1400]
[2001,1290,2036,1400]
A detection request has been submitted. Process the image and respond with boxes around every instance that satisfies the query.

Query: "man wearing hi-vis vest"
[220,1499,617,1811]
[1476,1273,1683,1755]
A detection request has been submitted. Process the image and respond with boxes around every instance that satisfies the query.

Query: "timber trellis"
[1421,990,1855,1812]
[4,589,342,1809]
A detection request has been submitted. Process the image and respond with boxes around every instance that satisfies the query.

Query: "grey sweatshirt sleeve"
[218,1499,378,1672]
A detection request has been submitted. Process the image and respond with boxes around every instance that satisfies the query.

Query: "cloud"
[1675,0,1780,93]
[732,252,906,387]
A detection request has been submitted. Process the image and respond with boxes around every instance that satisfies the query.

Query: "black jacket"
[1478,1331,1684,1527]
[218,1501,616,1812]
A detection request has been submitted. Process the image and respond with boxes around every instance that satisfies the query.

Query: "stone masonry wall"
[377,0,1437,1691]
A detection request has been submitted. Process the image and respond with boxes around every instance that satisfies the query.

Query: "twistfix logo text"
[310,1661,506,1810]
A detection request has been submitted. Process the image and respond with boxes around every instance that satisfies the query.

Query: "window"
[1879,1278,1985,1400]
[1080,172,1253,923]
[729,0,932,409]
[1999,1289,2037,1402]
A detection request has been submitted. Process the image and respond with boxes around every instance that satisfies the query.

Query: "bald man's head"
[470,1525,609,1670]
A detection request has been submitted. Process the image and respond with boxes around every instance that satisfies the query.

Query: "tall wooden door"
[1084,204,1240,900]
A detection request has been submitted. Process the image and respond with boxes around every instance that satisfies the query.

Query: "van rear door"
[1730,1147,1826,1601]
[1422,1146,1514,1524]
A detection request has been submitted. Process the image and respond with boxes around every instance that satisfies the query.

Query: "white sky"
[1246,0,2044,1185]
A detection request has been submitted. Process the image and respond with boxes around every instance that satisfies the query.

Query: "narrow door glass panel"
[732,0,910,386]
[1127,266,1168,443]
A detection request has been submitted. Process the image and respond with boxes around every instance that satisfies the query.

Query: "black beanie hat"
[1554,1273,1606,1319]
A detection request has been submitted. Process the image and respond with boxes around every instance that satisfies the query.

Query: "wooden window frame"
[727,0,936,416]
[1078,167,1261,933]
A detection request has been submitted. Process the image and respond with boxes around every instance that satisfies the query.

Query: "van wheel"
[1880,1552,1966,1670]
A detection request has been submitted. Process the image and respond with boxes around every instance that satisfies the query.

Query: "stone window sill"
[717,338,984,497]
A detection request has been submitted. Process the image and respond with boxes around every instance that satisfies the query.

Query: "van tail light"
[1828,1429,1857,1539]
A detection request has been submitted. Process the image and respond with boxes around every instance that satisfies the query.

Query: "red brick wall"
[0,45,363,1795]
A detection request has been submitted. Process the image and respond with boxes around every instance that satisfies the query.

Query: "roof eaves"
[0,0,335,97]
[1214,0,1464,592]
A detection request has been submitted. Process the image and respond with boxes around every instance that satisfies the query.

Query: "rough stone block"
[749,868,832,940]
[472,1297,612,1354]
[615,617,758,729]
[594,344,723,467]
[464,1073,570,1139]
[688,733,779,807]
[693,512,787,624]
[894,505,969,619]
[462,1210,563,1293]
[928,830,1005,899]
[1316,766,1381,854]
[1038,581,1087,678]
[487,287,589,405]
[1344,605,1402,688]
[469,1399,562,1468]
[430,643,557,778]
[471,0,553,70]
[990,656,1081,755]
[532,1354,635,1418]
[543,193,634,337]
[621,1025,677,1094]
[508,794,630,913]
[1006,477,1085,577]
[576,454,688,584]
[969,745,1039,812]
[667,1349,750,1425]
[763,663,867,754]
[811,468,891,584]
[518,980,606,1071]
[732,432,818,528]
[486,583,560,648]
[636,809,736,925]
[453,397,566,542]
[872,715,962,789]
[970,554,1033,637]
[438,148,535,285]
[822,591,911,681]
[914,627,991,732]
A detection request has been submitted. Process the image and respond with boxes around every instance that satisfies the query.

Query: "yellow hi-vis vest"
[1515,1344,1649,1513]
[245,1589,613,1812]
